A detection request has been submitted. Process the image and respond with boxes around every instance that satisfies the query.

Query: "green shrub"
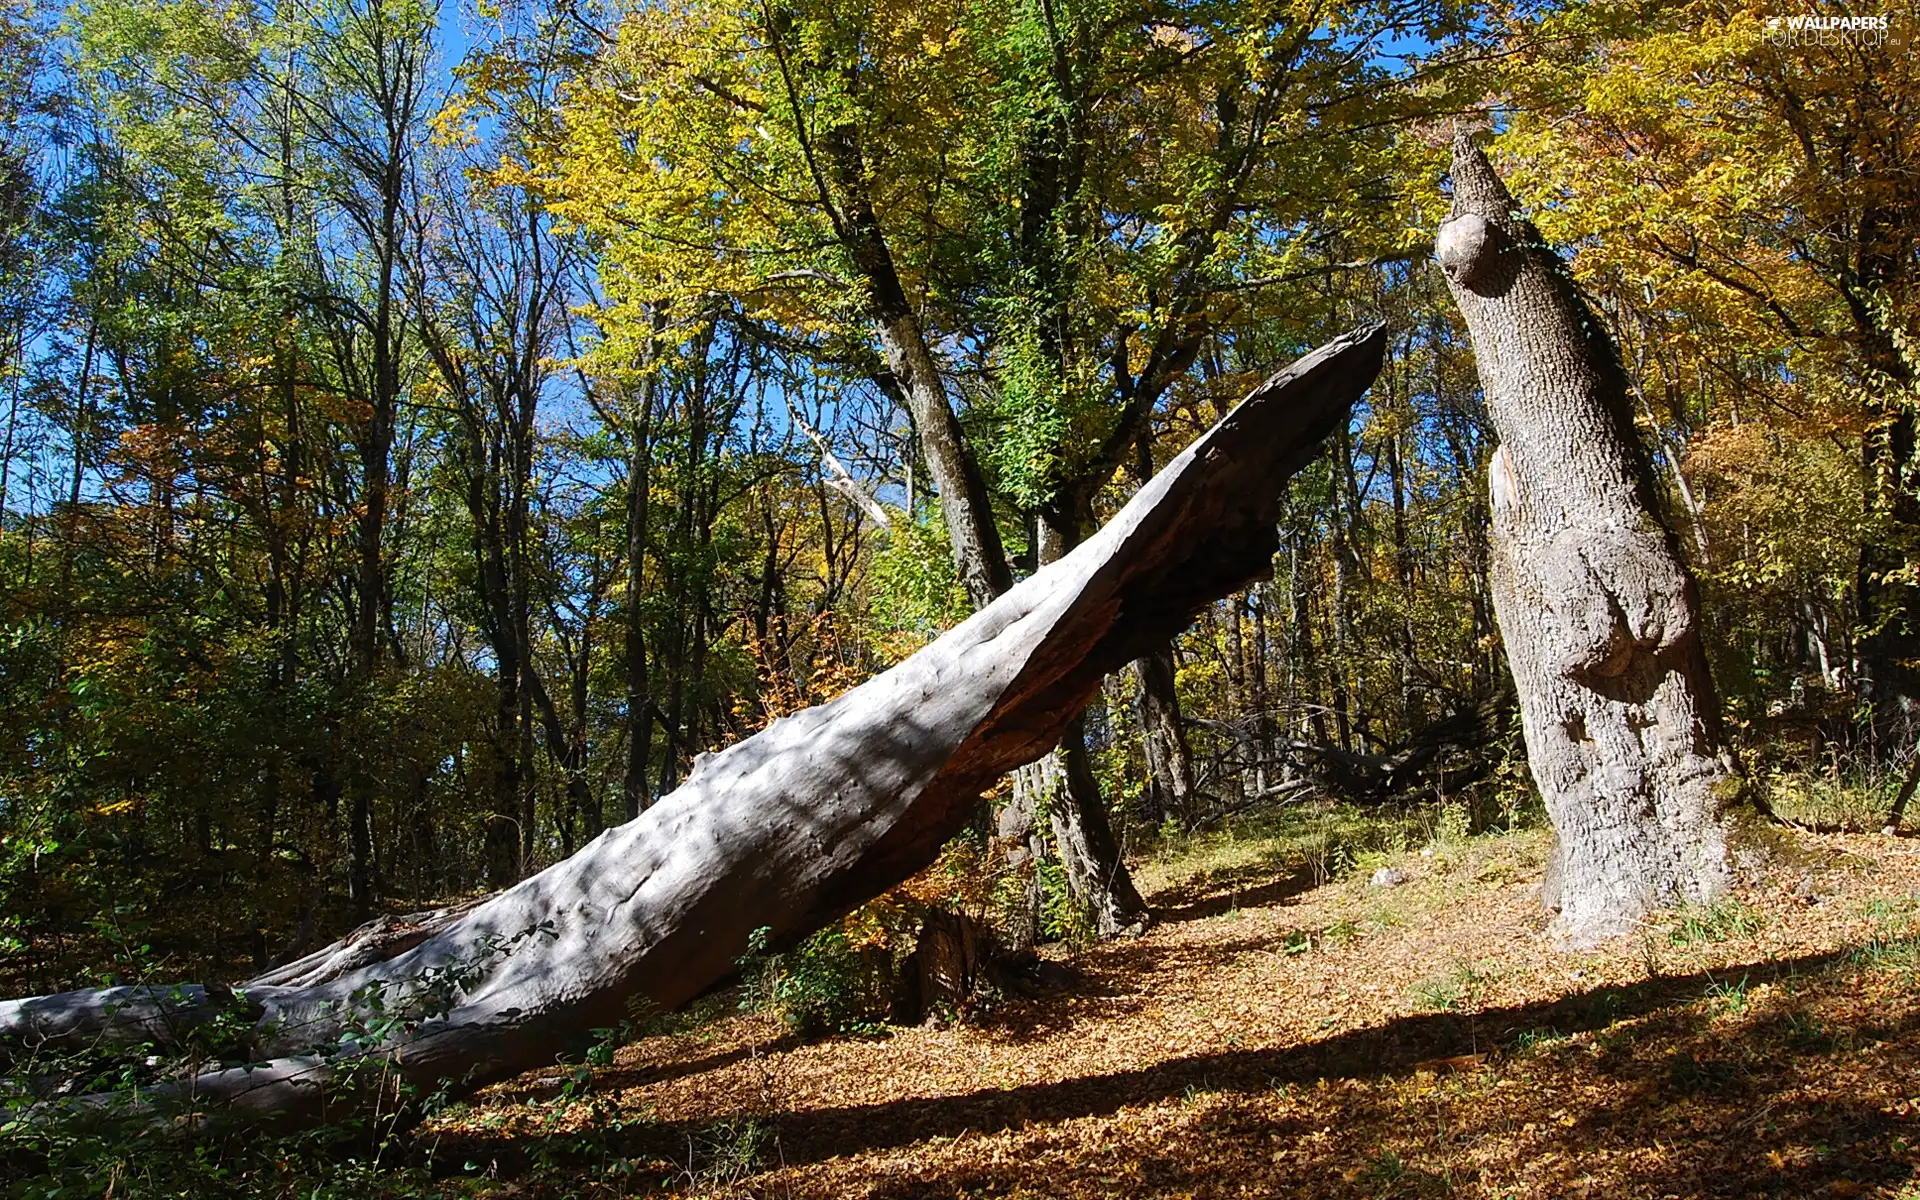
[738,925,894,1037]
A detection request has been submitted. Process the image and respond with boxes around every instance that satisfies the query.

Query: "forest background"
[0,0,1913,1000]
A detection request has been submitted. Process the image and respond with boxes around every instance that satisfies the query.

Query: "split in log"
[0,325,1387,1126]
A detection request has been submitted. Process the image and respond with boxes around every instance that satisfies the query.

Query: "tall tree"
[1497,0,1920,738]
[1435,128,1743,944]
[412,168,575,885]
[301,0,438,910]
[541,0,1464,935]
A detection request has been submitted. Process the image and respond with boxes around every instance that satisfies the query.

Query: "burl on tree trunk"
[0,327,1386,1125]
[1436,128,1745,945]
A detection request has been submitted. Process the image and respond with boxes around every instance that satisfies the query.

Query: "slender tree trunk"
[528,669,598,848]
[572,628,602,840]
[1030,506,1149,936]
[0,321,21,522]
[517,657,537,870]
[260,67,304,864]
[1248,584,1270,795]
[1125,438,1199,823]
[1286,525,1312,752]
[821,126,1011,611]
[1328,518,1354,756]
[512,407,537,873]
[1225,595,1249,792]
[1387,412,1422,733]
[1885,749,1920,833]
[1435,129,1744,944]
[623,324,660,819]
[485,654,522,887]
[1134,646,1197,823]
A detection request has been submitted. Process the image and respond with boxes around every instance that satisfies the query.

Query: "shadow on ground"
[1148,861,1319,924]
[484,1034,805,1106]
[443,944,1920,1198]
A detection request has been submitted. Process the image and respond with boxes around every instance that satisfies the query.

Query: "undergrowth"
[1765,752,1910,832]
[1666,897,1765,946]
[12,803,1913,1198]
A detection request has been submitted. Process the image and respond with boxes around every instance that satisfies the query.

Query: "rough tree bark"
[1134,645,1198,823]
[1013,508,1151,938]
[623,313,663,821]
[0,327,1384,1125]
[1129,434,1200,826]
[1435,128,1745,945]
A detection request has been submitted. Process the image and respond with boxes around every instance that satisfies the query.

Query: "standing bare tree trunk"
[1018,508,1151,937]
[1435,129,1743,944]
[1128,439,1198,824]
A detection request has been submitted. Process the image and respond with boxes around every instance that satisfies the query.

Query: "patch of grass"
[1766,758,1903,832]
[1322,918,1361,948]
[678,1115,774,1188]
[1863,895,1920,923]
[1778,1007,1841,1052]
[1140,798,1470,924]
[1702,973,1752,1016]
[1667,897,1763,946]
[1411,958,1495,1013]
[1350,847,1395,878]
[1850,929,1920,974]
[1143,798,1549,913]
[1363,1145,1407,1185]
[1367,902,1406,931]
[1510,1026,1566,1055]
[1473,856,1521,885]
[1853,894,1920,975]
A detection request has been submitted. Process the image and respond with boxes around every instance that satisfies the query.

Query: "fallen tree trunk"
[1241,684,1516,803]
[0,326,1385,1124]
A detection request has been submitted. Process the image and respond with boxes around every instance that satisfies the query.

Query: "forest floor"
[417,813,1920,1200]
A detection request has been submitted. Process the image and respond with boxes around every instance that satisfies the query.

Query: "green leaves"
[868,513,969,644]
[985,308,1073,510]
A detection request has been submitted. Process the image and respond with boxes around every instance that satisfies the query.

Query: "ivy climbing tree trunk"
[1435,128,1745,945]
[0,327,1384,1127]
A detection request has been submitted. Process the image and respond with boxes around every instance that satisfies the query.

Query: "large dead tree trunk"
[0,328,1384,1124]
[1435,129,1743,945]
